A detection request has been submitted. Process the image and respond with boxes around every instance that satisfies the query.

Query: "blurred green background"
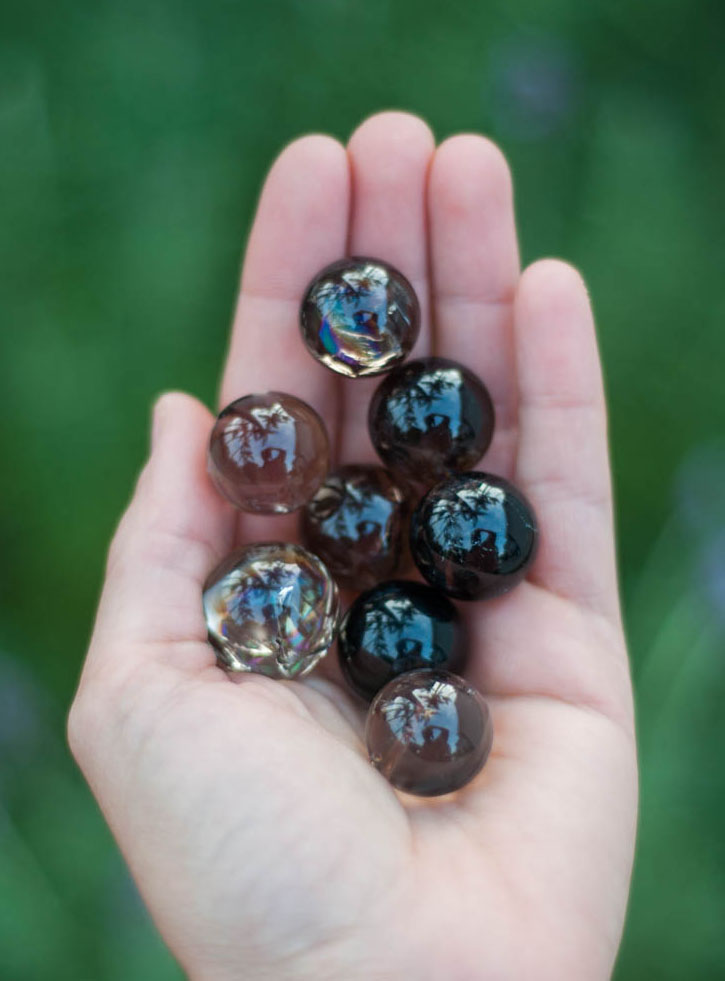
[1,0,724,977]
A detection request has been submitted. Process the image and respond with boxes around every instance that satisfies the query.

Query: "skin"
[68,112,638,981]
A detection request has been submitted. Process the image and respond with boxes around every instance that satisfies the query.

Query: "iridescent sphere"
[410,472,538,600]
[368,357,495,486]
[300,257,420,377]
[208,392,329,513]
[203,543,339,679]
[338,580,467,701]
[366,669,493,797]
[300,465,406,590]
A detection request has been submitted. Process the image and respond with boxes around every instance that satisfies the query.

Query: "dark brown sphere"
[300,465,406,590]
[366,669,493,797]
[410,472,538,600]
[368,357,495,487]
[338,580,467,701]
[208,392,329,514]
[300,257,420,377]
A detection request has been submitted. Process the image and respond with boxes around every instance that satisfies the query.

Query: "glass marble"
[410,472,538,600]
[208,392,329,514]
[203,543,339,678]
[300,257,421,377]
[300,465,407,590]
[338,580,467,701]
[368,357,495,486]
[366,669,493,797]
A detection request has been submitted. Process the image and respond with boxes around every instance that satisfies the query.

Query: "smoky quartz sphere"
[203,543,339,679]
[208,392,329,513]
[300,465,406,590]
[338,580,467,701]
[369,357,495,486]
[410,472,538,600]
[300,256,420,377]
[366,669,493,797]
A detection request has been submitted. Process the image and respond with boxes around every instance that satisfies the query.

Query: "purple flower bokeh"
[489,35,578,140]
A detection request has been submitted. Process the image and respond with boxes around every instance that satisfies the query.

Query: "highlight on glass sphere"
[207,392,329,513]
[300,464,407,590]
[299,256,420,377]
[338,580,467,701]
[365,669,494,797]
[368,357,495,486]
[410,472,538,600]
[203,543,339,679]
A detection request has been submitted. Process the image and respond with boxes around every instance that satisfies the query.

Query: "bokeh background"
[1,0,724,977]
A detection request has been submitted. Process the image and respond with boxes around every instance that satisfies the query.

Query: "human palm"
[70,113,637,980]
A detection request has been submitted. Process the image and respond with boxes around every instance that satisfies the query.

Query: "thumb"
[81,391,236,686]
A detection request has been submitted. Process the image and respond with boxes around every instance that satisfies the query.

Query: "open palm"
[69,113,637,981]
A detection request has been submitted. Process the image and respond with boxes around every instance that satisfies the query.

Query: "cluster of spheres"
[204,256,538,797]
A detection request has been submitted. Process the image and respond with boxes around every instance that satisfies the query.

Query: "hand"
[69,112,637,981]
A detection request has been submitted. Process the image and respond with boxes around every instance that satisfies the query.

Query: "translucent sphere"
[300,465,407,590]
[208,392,329,514]
[369,357,495,486]
[300,257,420,377]
[366,669,493,797]
[203,543,339,679]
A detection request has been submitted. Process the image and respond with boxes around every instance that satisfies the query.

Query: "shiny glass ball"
[300,256,420,377]
[366,669,493,797]
[208,392,329,513]
[338,580,467,701]
[368,357,495,486]
[410,472,538,600]
[300,465,407,590]
[203,543,339,679]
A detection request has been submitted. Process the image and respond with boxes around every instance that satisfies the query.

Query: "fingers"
[221,134,349,409]
[219,134,350,540]
[428,135,520,476]
[513,259,620,622]
[82,392,236,683]
[340,112,435,462]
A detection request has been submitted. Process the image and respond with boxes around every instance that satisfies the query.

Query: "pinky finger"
[513,260,620,624]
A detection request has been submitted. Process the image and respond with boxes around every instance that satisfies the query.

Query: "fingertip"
[428,133,519,312]
[269,132,348,181]
[517,259,591,322]
[431,133,514,212]
[348,111,435,169]
[514,259,601,408]
[239,133,350,301]
[151,391,214,452]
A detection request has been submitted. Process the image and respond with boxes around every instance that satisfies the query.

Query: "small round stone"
[368,357,495,486]
[203,543,339,679]
[300,465,406,590]
[366,669,493,797]
[338,580,467,701]
[208,392,329,514]
[300,256,420,377]
[410,472,538,600]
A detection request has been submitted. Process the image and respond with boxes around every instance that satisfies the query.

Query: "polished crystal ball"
[299,256,420,377]
[300,464,407,590]
[338,580,467,701]
[203,543,339,678]
[410,472,538,600]
[368,357,495,486]
[208,392,329,513]
[366,669,493,797]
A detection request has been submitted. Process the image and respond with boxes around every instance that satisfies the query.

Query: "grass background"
[1,0,724,976]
